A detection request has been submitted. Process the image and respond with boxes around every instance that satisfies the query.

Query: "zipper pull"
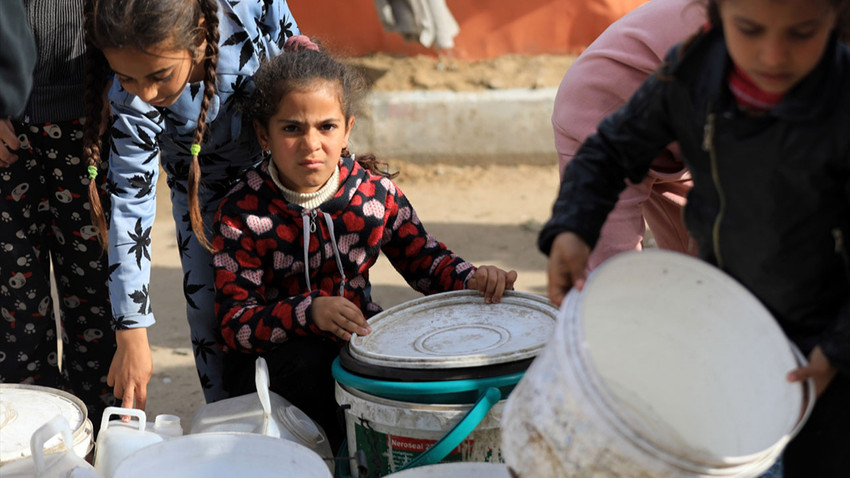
[702,112,715,152]
[309,210,318,233]
[833,228,845,254]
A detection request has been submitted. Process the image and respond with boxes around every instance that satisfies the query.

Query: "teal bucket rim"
[331,357,523,404]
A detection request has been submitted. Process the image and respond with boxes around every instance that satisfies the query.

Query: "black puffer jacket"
[539,28,850,376]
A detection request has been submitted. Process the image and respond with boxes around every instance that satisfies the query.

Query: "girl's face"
[103,42,204,107]
[718,0,838,94]
[256,81,354,194]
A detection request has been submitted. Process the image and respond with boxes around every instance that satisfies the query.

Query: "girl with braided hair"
[83,0,309,405]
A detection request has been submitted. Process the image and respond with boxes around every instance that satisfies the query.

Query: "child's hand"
[786,345,837,399]
[284,35,319,52]
[0,118,21,167]
[547,232,590,306]
[467,265,517,304]
[312,296,371,341]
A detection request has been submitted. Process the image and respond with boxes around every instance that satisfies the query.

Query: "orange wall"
[290,0,647,60]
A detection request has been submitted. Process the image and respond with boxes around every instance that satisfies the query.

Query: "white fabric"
[270,161,340,210]
[373,0,459,49]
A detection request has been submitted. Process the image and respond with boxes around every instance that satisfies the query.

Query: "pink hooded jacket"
[552,0,705,268]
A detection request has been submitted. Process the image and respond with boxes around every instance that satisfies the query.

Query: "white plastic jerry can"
[0,415,101,478]
[93,407,183,478]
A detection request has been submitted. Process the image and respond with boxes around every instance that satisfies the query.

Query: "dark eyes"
[280,123,338,133]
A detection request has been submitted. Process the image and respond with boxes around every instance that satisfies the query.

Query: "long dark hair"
[83,0,221,250]
[245,48,398,179]
[705,0,850,39]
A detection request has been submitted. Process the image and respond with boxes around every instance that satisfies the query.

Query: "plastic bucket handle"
[396,386,502,471]
[30,415,74,476]
[254,357,280,437]
[332,358,521,401]
[101,406,148,433]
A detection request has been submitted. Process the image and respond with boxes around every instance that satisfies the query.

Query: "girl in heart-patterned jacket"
[211,47,517,451]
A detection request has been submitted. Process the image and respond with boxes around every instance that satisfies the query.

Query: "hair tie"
[190,143,202,156]
[87,165,98,180]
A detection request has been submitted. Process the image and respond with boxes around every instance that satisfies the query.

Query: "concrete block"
[350,88,558,165]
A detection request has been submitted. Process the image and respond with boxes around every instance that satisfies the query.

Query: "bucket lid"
[0,384,87,463]
[346,290,556,377]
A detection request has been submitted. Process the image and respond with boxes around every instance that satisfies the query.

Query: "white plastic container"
[0,384,93,465]
[189,357,333,466]
[93,407,182,478]
[501,250,813,478]
[0,415,101,478]
[112,432,332,478]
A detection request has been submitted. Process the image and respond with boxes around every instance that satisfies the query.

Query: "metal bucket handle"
[397,386,502,471]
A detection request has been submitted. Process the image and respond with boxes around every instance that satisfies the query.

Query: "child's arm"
[545,231,591,306]
[107,328,153,410]
[106,87,165,330]
[380,182,476,294]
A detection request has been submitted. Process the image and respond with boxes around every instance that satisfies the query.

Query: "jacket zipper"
[309,209,318,233]
[833,228,850,280]
[702,109,726,268]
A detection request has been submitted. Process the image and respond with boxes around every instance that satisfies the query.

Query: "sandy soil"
[144,160,562,427]
[345,53,575,91]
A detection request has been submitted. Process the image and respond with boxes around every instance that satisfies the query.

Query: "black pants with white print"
[0,119,117,431]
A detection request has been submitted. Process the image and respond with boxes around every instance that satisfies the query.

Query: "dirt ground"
[142,54,567,427]
[345,53,575,91]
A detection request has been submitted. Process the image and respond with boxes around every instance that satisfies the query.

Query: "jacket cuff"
[112,312,155,330]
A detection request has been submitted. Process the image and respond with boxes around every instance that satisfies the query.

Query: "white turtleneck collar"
[268,160,340,210]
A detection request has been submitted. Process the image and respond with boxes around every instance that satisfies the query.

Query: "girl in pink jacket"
[552,0,704,269]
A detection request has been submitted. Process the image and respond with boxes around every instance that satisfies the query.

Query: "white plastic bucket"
[383,462,512,477]
[0,415,100,478]
[501,250,813,478]
[0,384,94,465]
[111,432,332,478]
[334,290,557,477]
[335,383,504,477]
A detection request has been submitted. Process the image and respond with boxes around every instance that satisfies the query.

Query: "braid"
[82,2,111,248]
[188,0,220,252]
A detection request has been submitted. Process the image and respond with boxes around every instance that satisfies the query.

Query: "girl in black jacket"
[539,0,850,476]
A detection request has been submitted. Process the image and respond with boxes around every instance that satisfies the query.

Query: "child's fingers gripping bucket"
[501,250,813,478]
[333,290,558,478]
